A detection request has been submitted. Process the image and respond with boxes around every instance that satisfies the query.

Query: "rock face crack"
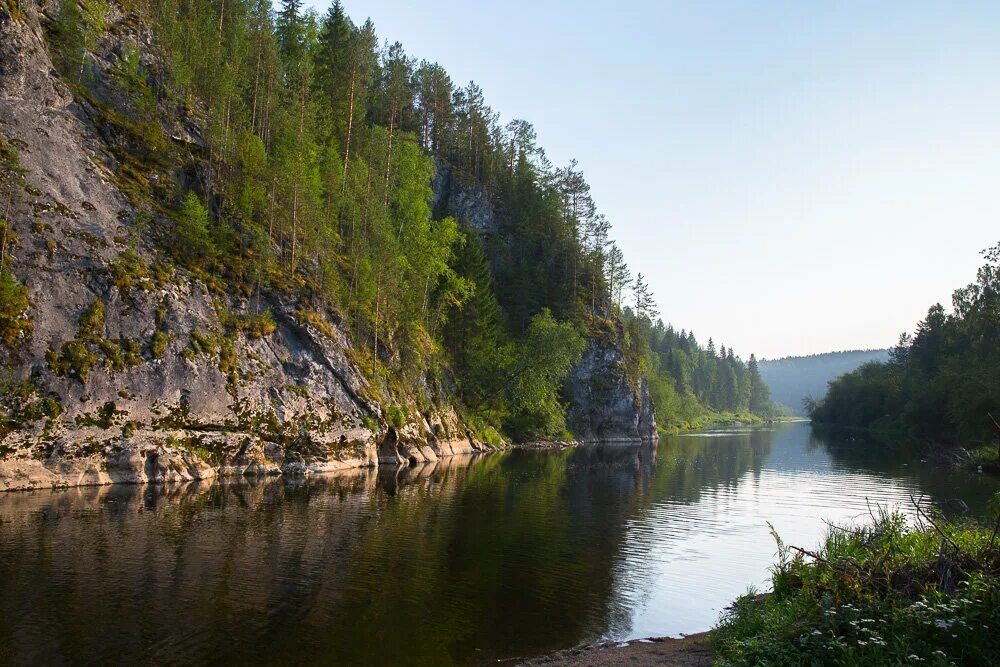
[275,310,377,419]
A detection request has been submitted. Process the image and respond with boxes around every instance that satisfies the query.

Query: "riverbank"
[712,506,1000,665]
[0,433,669,493]
[0,428,495,493]
[811,420,1000,477]
[657,412,795,436]
[526,496,1000,666]
[518,633,712,666]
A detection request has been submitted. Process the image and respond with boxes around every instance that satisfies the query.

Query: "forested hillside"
[808,244,1000,444]
[633,315,776,430]
[759,349,890,413]
[0,0,773,490]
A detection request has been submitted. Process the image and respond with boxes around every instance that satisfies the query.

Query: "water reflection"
[0,423,996,665]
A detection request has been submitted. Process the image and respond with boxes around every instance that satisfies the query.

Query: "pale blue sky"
[308,0,1000,358]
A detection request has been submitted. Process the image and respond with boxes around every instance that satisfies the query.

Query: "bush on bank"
[713,499,1000,666]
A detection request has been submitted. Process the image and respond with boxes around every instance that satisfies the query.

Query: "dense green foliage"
[630,312,776,430]
[40,0,619,438]
[809,244,1000,445]
[714,502,1000,666]
[759,349,890,414]
[50,0,109,82]
[41,0,773,437]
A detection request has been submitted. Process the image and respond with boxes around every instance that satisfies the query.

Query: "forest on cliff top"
[1,0,775,440]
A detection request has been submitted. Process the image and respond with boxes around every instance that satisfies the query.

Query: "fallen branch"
[910,494,964,556]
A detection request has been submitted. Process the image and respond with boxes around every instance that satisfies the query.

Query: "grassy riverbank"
[657,410,781,435]
[526,501,1000,666]
[712,503,1000,666]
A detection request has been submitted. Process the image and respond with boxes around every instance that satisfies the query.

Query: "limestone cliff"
[0,1,653,493]
[0,0,488,492]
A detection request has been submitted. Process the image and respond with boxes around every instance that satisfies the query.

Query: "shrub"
[0,267,31,348]
[385,405,406,430]
[464,413,507,448]
[149,330,168,359]
[109,248,150,292]
[218,336,238,375]
[98,337,142,370]
[0,374,62,439]
[150,260,175,286]
[75,401,120,429]
[172,192,214,269]
[77,299,105,340]
[188,329,219,357]
[362,415,380,433]
[223,310,277,339]
[292,308,336,338]
[47,340,98,383]
[713,503,1000,666]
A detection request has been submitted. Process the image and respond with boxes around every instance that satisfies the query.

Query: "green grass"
[658,409,770,435]
[713,502,1000,666]
[971,445,1000,474]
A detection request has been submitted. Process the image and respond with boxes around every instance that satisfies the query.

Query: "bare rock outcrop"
[565,332,657,443]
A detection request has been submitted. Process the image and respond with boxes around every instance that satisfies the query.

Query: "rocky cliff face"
[0,1,489,492]
[565,334,657,442]
[431,163,657,443]
[0,1,653,493]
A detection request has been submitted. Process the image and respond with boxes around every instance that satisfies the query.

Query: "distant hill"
[759,350,891,414]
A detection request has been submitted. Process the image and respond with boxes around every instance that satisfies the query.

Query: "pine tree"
[748,353,772,415]
[633,273,658,321]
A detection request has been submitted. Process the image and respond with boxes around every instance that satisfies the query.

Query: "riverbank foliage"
[713,501,1000,666]
[808,243,1000,449]
[625,311,777,431]
[759,349,890,415]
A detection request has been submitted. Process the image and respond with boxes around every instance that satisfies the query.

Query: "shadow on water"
[807,424,999,518]
[0,426,996,665]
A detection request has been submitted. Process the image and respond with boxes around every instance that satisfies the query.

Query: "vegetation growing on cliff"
[39,0,773,438]
[0,268,31,348]
[808,243,1000,449]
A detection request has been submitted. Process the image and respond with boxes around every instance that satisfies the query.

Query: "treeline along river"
[1,422,997,665]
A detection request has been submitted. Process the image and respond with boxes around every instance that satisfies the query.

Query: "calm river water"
[1,421,997,665]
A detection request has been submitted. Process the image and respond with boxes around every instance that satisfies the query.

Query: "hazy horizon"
[311,0,1000,359]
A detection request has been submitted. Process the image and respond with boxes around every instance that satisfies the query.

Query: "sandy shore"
[518,633,713,666]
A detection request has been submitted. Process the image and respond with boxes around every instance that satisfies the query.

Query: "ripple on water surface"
[0,422,996,665]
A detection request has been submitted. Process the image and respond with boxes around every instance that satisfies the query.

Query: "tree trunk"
[384,111,395,206]
[373,269,381,377]
[250,40,262,135]
[341,70,357,197]
[291,183,298,271]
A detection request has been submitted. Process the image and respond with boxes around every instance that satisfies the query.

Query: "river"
[1,421,996,665]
